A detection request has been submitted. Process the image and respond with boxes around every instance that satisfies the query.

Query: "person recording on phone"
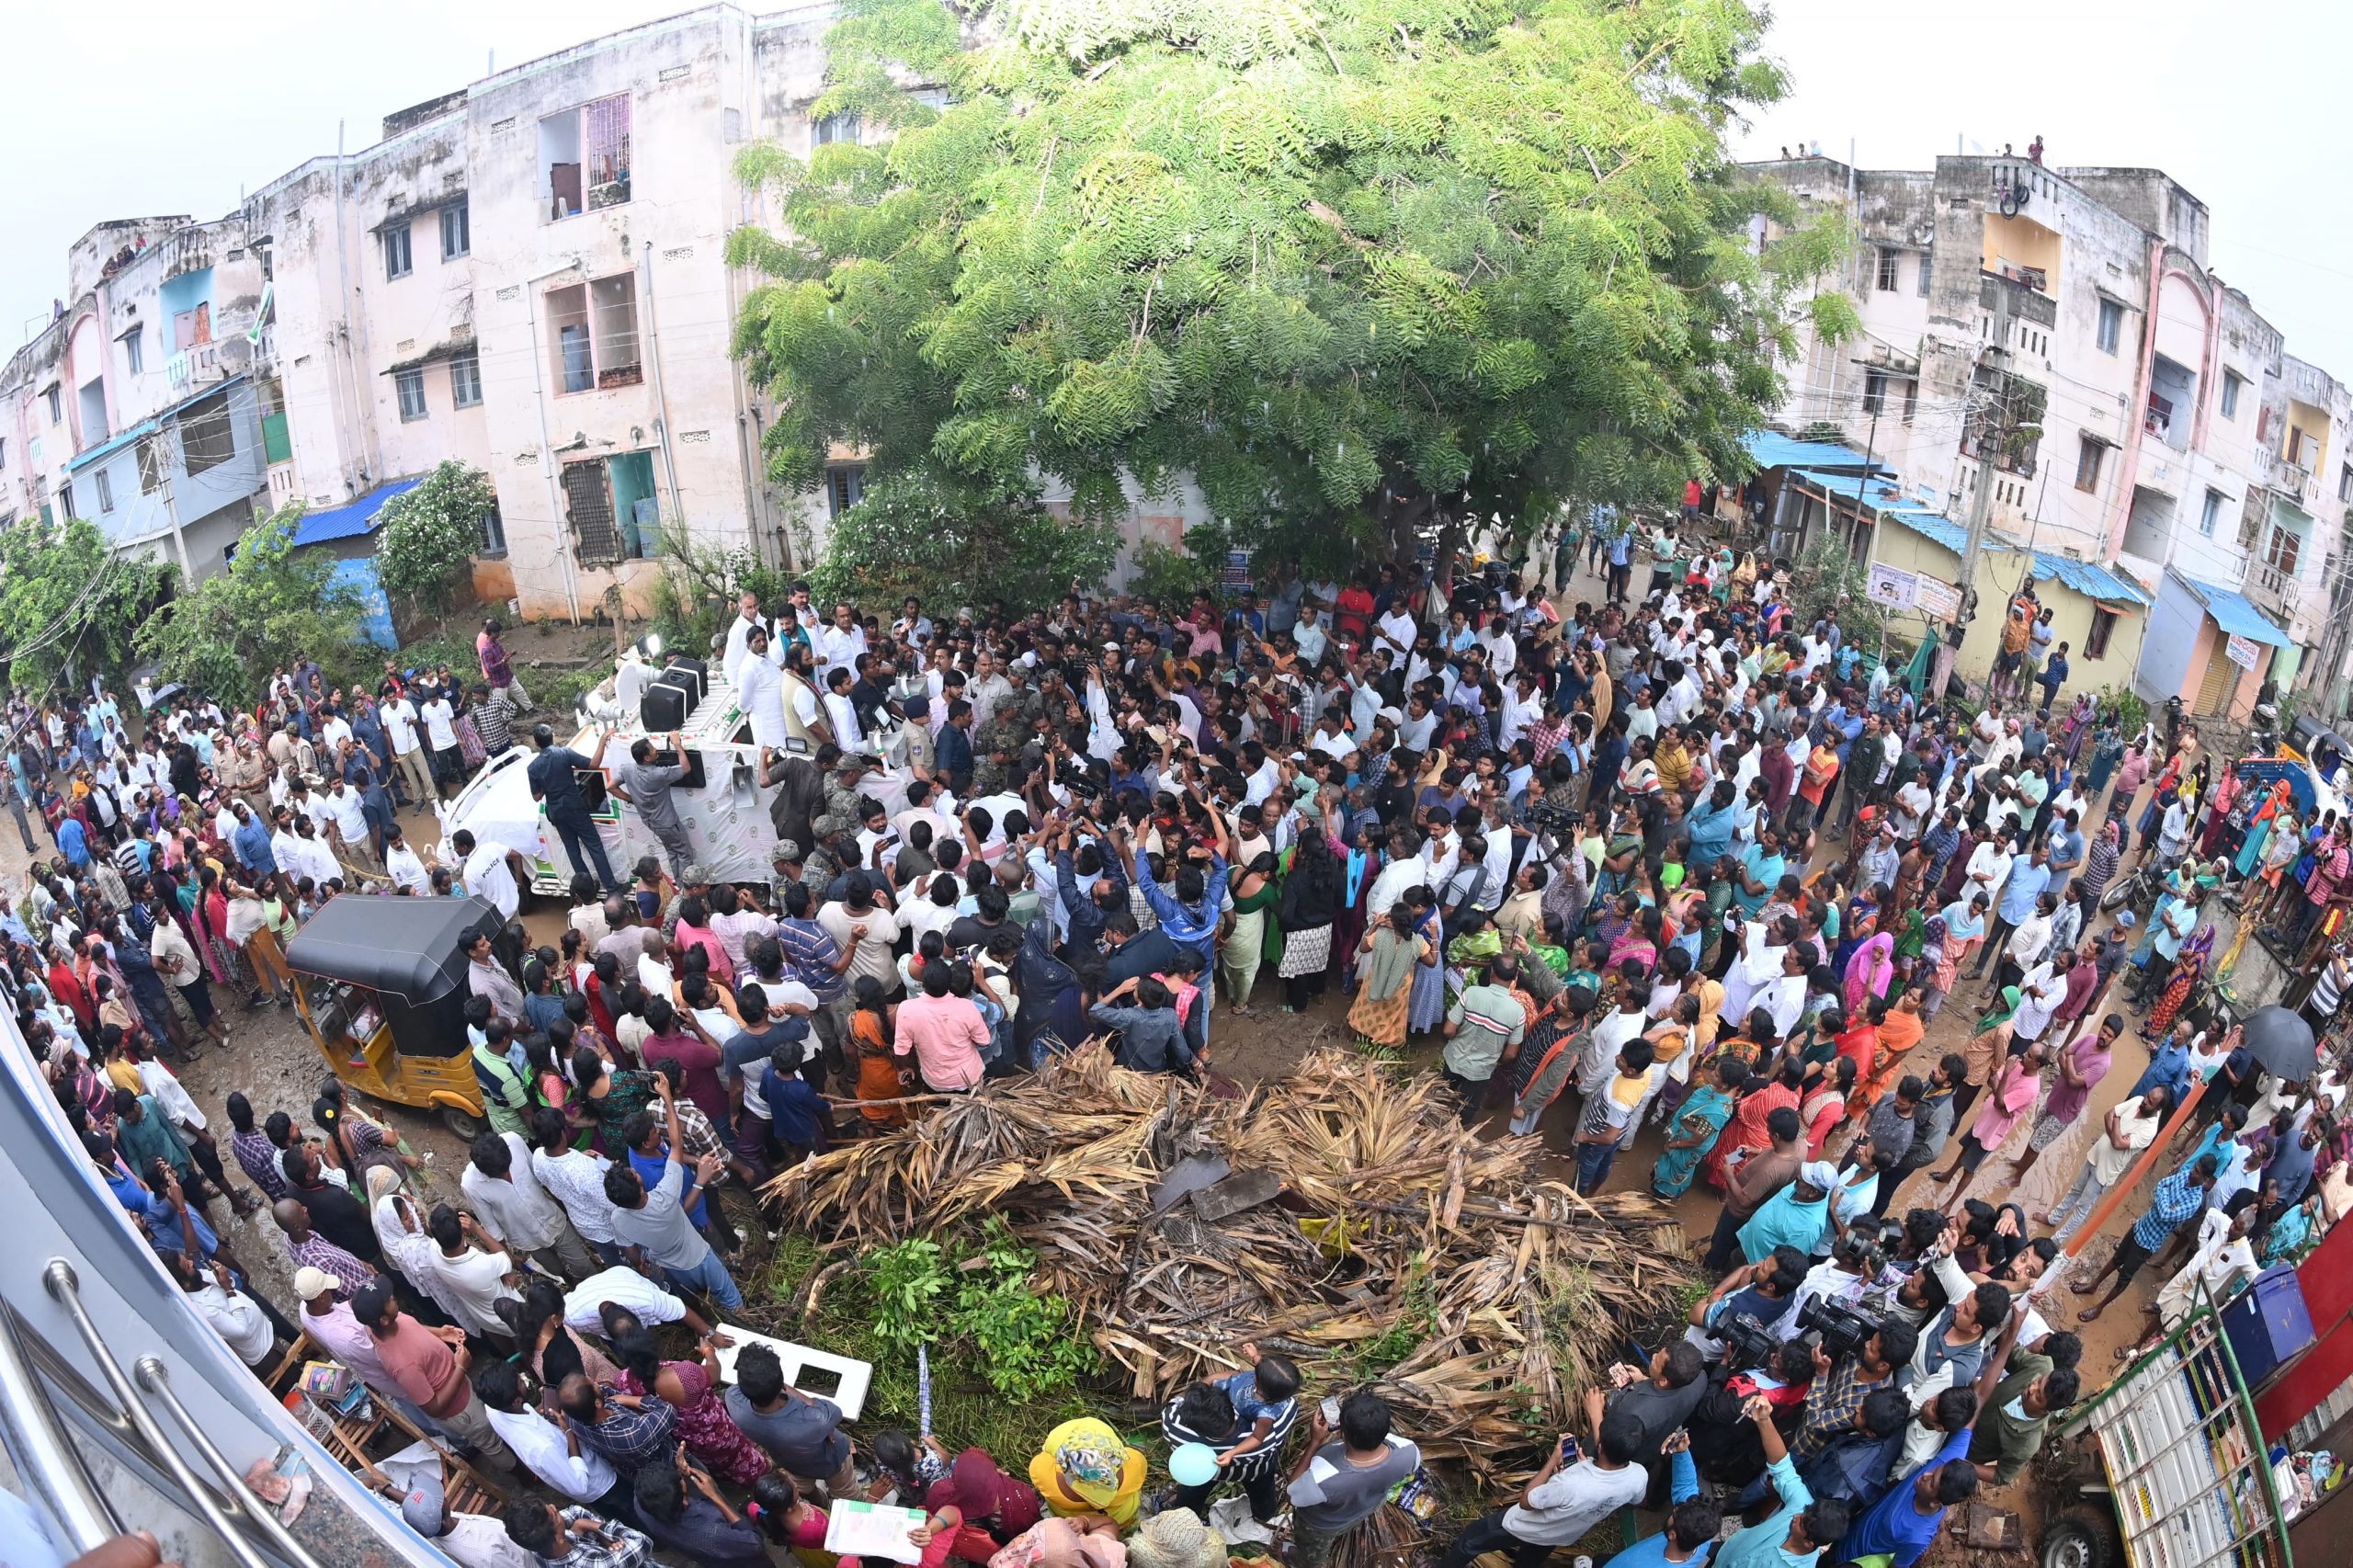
[1435,1410,1648,1568]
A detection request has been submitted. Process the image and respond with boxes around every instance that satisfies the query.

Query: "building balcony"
[2250,557,2302,622]
[1979,271,2059,328]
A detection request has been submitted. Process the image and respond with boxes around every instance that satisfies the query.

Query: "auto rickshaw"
[282,894,505,1139]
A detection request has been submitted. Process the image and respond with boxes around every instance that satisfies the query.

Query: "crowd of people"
[11,524,2353,1568]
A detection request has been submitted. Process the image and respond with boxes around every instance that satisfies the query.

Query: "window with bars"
[827,464,867,517]
[176,392,235,474]
[384,222,413,281]
[540,95,631,222]
[563,459,623,564]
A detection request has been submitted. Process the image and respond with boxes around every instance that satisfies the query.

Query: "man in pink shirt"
[893,964,991,1092]
[352,1278,515,1469]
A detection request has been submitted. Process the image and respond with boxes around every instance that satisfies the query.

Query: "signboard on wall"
[1864,563,1918,609]
[2226,633,2261,670]
[1912,576,1963,619]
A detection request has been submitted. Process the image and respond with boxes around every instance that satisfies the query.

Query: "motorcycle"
[2099,857,2164,914]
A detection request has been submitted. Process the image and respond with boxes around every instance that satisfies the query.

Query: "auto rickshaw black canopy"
[284,895,504,1002]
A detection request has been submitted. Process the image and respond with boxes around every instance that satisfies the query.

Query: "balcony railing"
[2251,558,2301,620]
[1980,271,2060,328]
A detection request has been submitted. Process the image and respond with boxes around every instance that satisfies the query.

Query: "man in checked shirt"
[2072,1153,2219,1324]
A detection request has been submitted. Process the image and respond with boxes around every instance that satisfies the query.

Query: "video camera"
[1793,1295,1882,1366]
[1710,1311,1781,1373]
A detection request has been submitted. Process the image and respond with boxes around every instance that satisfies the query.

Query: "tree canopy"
[375,460,499,619]
[729,0,1846,582]
[0,516,174,695]
[135,507,369,708]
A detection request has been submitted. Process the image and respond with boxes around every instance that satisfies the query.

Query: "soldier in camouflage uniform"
[802,814,853,897]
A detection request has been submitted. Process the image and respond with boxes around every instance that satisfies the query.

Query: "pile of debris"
[767,1048,1699,1471]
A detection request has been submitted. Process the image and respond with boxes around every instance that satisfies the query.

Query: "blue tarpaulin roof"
[2188,578,2293,648]
[1742,430,1891,474]
[290,477,424,547]
[2029,552,2150,608]
[1787,466,1910,507]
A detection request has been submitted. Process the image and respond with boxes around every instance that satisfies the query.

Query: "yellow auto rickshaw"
[283,894,505,1139]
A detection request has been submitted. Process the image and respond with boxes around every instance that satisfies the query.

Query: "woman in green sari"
[1654,1056,1744,1199]
[1221,851,1280,1014]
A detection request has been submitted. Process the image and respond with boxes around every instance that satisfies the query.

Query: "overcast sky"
[12,1,2351,381]
[1733,0,2353,375]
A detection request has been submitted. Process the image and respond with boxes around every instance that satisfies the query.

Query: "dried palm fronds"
[766,1048,1699,1472]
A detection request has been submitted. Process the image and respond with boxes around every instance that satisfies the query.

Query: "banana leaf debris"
[765,1048,1700,1472]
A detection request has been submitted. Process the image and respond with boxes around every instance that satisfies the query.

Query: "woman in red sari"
[1700,1053,1801,1190]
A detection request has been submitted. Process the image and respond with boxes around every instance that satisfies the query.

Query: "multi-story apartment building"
[1749,153,2347,722]
[0,4,889,621]
[0,213,281,580]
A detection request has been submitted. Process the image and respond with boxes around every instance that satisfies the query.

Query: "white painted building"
[0,4,892,620]
[1749,152,2351,720]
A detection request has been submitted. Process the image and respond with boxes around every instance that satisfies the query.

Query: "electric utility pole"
[1934,280,2014,699]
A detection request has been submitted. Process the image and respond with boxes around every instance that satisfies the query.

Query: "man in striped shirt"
[1441,957,1528,1127]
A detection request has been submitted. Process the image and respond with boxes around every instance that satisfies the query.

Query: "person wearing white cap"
[1734,1160,1838,1265]
[400,1471,536,1568]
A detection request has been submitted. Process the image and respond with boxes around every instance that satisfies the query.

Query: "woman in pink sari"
[1842,931,1894,1017]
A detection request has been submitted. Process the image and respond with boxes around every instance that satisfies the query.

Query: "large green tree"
[729,0,1848,583]
[135,507,369,707]
[0,517,174,694]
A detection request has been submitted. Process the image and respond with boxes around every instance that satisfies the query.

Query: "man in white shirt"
[1498,673,1544,750]
[529,1122,620,1263]
[422,1209,520,1337]
[324,778,372,866]
[822,668,866,754]
[374,692,430,800]
[561,1265,690,1336]
[720,590,774,687]
[383,824,431,894]
[268,809,312,887]
[176,1253,277,1366]
[2046,1085,2172,1243]
[1375,604,1418,659]
[417,689,460,787]
[455,831,529,922]
[460,1131,598,1281]
[400,1473,540,1568]
[476,1361,622,1508]
[290,817,343,891]
[813,603,869,681]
